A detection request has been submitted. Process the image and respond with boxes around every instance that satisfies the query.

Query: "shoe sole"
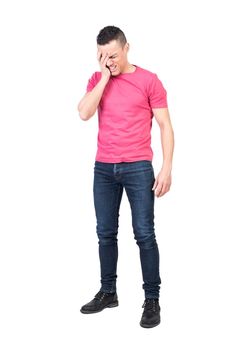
[140,320,160,328]
[80,301,119,314]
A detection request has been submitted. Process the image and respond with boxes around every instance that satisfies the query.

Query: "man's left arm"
[152,107,174,197]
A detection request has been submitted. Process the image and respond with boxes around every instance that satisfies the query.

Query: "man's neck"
[121,63,136,74]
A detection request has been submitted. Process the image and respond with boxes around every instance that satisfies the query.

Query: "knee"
[136,235,157,249]
[98,232,118,246]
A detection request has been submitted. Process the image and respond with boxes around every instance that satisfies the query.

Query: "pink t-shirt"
[86,65,168,163]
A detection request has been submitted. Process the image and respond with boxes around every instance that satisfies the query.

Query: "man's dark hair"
[97,26,127,47]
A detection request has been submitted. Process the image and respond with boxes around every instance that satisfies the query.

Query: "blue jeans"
[93,160,161,299]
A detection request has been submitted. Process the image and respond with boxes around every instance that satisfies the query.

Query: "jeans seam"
[113,183,122,232]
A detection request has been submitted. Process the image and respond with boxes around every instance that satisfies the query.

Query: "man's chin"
[111,70,120,76]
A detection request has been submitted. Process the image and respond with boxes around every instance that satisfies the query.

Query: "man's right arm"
[77,76,109,121]
[78,51,111,121]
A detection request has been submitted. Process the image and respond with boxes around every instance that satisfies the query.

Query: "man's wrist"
[161,161,172,172]
[100,74,110,84]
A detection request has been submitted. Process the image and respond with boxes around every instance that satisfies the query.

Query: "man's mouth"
[110,65,117,72]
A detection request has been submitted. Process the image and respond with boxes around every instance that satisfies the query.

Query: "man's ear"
[124,42,130,53]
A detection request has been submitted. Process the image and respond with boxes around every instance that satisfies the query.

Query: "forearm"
[160,123,174,171]
[78,76,109,121]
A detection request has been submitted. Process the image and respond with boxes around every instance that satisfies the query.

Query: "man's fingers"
[152,172,172,197]
[155,183,163,196]
[157,183,166,197]
[152,176,165,196]
[103,53,109,66]
[156,182,171,197]
[97,50,103,62]
[100,52,108,65]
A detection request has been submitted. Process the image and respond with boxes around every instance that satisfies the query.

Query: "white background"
[0,0,234,349]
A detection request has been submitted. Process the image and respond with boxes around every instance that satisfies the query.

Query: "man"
[78,25,174,328]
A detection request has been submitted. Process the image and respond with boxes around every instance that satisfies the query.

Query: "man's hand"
[97,50,111,80]
[152,167,172,197]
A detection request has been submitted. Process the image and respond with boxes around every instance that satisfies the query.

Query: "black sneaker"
[80,291,119,314]
[140,298,161,328]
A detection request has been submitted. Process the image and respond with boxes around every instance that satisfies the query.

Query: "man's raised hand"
[97,50,111,80]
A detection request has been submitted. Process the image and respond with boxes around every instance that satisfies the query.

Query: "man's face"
[97,40,129,76]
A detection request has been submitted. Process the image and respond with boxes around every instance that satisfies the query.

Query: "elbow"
[79,113,90,121]
[77,100,96,121]
[78,108,92,121]
[77,104,89,121]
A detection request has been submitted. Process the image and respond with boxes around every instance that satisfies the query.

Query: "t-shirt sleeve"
[86,72,100,92]
[148,73,168,108]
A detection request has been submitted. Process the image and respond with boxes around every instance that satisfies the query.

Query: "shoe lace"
[94,291,108,302]
[142,298,159,312]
